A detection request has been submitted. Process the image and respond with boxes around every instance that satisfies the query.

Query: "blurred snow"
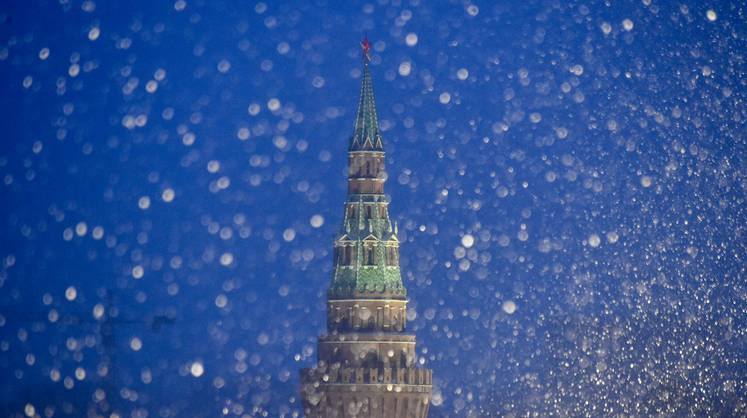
[1,1,746,417]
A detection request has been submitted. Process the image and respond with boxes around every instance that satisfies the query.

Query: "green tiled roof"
[328,52,406,300]
[349,62,384,152]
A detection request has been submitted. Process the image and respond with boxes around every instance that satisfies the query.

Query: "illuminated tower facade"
[300,39,432,418]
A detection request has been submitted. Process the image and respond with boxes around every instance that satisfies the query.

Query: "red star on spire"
[361,36,372,62]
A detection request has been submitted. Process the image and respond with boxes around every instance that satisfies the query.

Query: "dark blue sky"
[1,1,745,417]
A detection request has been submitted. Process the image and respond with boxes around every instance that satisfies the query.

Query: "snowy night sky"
[1,0,746,417]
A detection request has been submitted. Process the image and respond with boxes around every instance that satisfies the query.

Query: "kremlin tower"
[299,38,433,418]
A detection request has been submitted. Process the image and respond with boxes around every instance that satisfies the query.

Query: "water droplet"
[130,337,142,351]
[219,253,234,266]
[405,33,418,47]
[138,196,151,209]
[398,61,412,77]
[132,265,144,279]
[190,361,204,377]
[310,215,324,228]
[88,26,100,41]
[161,188,175,202]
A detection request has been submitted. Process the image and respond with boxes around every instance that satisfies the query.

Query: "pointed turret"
[328,36,405,300]
[350,37,384,151]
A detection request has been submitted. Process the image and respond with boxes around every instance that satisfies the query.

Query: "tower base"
[301,365,431,418]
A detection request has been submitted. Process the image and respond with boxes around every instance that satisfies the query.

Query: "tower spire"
[350,36,384,152]
[327,37,404,299]
[361,35,372,63]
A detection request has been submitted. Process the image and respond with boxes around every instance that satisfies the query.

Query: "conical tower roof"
[349,37,384,152]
